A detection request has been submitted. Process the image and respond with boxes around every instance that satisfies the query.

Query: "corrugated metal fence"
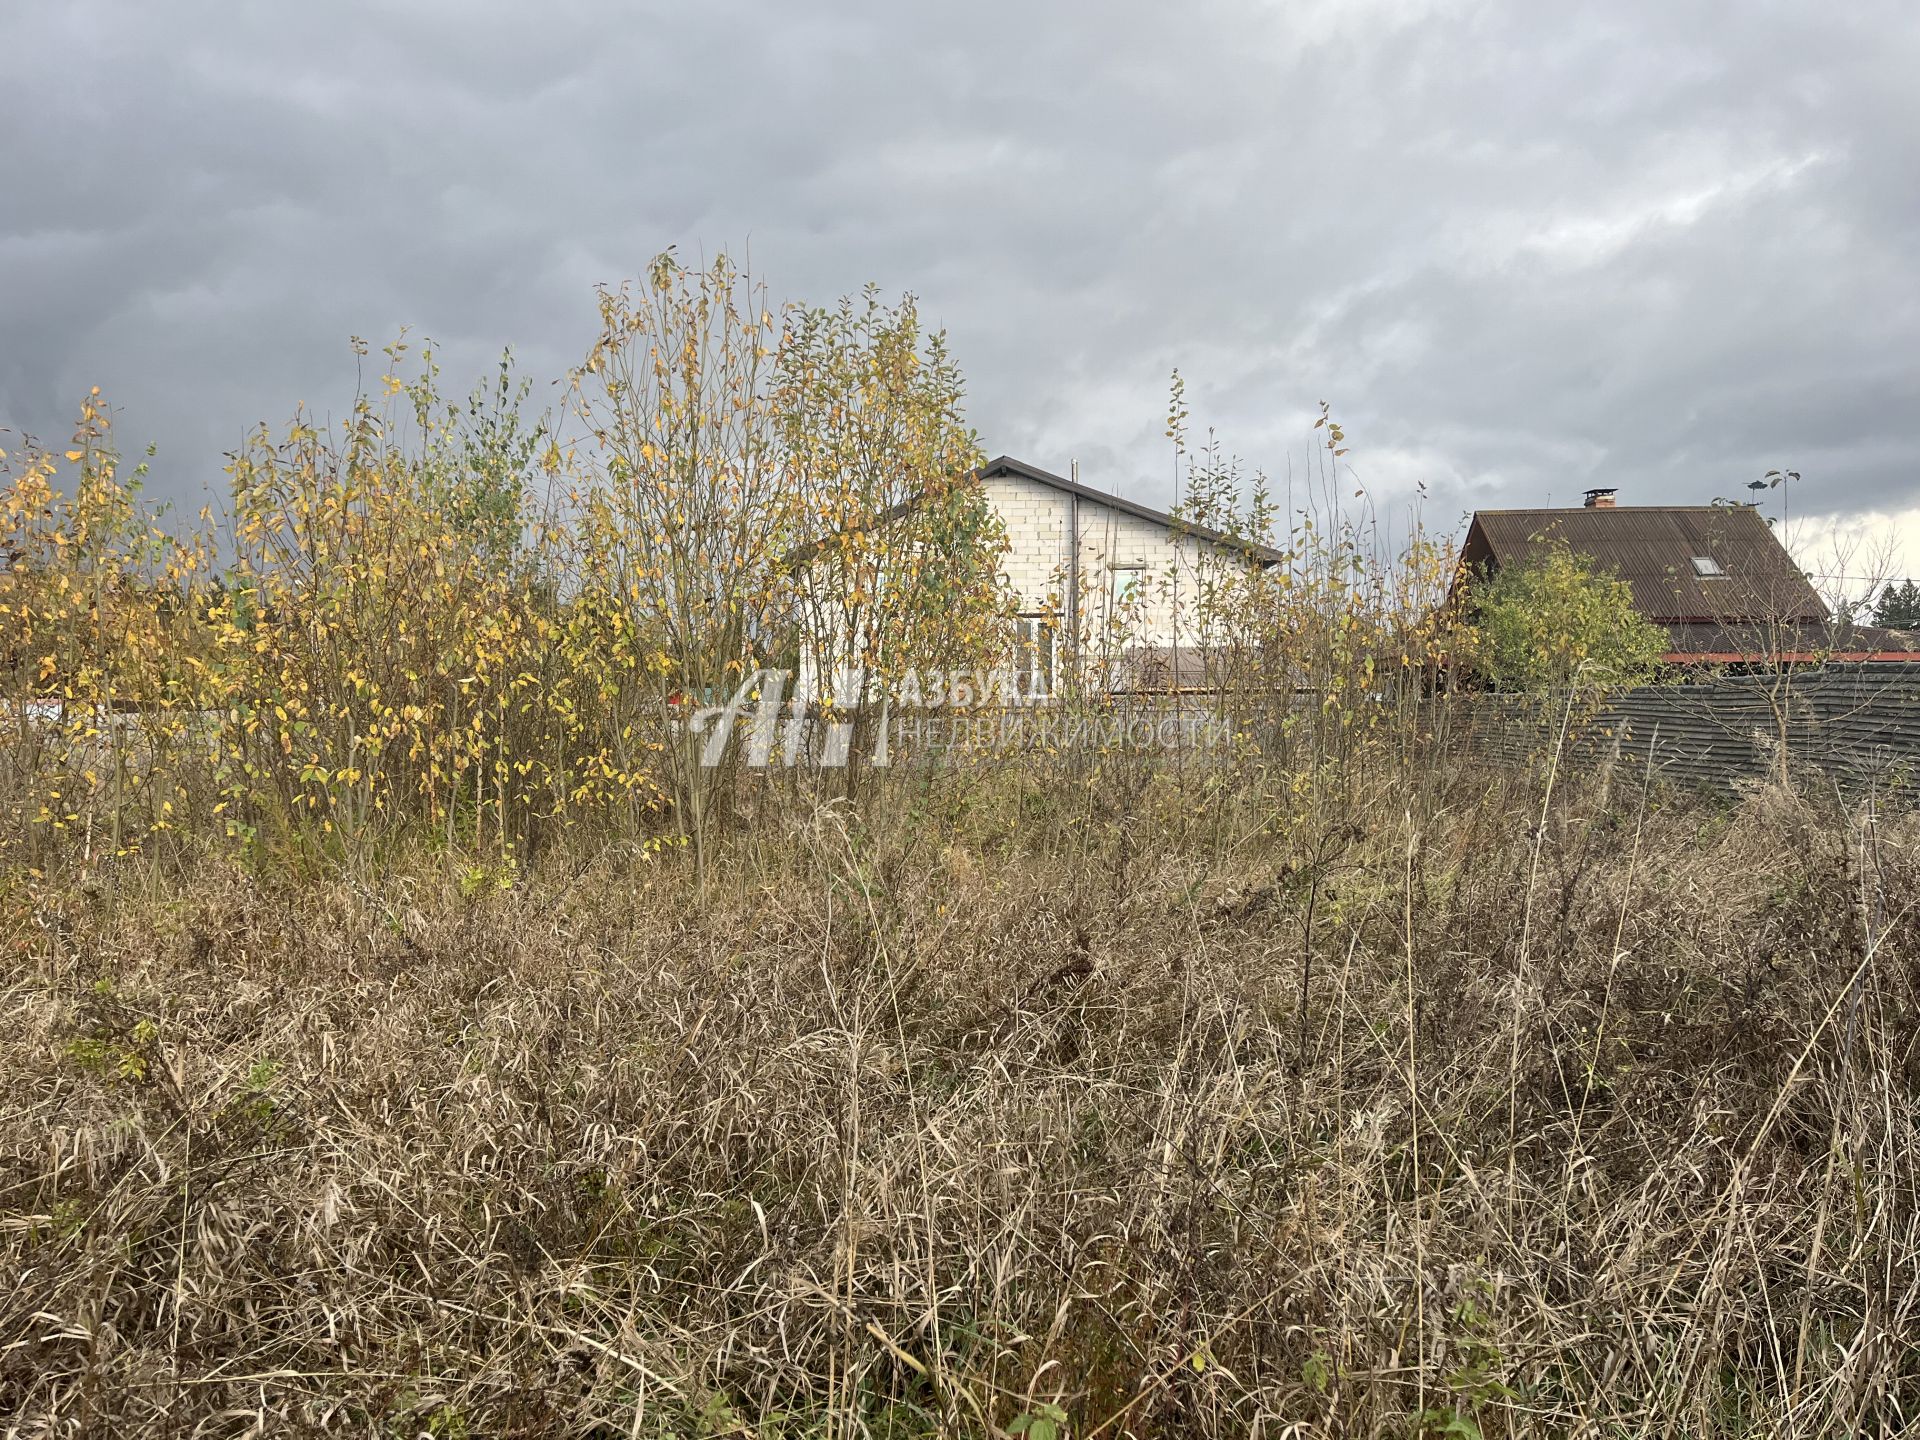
[1452,663,1920,799]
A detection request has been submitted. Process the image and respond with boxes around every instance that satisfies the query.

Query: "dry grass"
[3,754,1918,1437]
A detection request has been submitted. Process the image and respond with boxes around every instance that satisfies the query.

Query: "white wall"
[981,470,1257,664]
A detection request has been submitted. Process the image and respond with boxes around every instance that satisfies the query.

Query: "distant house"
[1454,488,1920,665]
[976,456,1283,691]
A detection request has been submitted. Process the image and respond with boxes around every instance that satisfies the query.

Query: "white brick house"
[977,456,1283,692]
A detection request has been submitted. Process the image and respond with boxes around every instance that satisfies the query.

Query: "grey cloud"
[3,0,1917,561]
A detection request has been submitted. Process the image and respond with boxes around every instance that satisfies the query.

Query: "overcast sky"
[4,0,1917,590]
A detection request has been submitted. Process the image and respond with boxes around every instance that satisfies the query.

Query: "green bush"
[1459,540,1668,691]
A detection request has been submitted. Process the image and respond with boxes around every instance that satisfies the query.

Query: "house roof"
[980,456,1287,565]
[1458,504,1827,626]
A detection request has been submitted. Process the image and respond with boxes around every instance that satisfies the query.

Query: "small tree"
[412,346,546,577]
[775,287,1006,760]
[570,251,786,873]
[1459,541,1667,692]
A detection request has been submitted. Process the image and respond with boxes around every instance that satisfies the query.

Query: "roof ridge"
[1471,505,1762,514]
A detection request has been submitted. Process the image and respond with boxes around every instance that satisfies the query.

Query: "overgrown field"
[6,754,1917,1437]
[3,255,1915,1434]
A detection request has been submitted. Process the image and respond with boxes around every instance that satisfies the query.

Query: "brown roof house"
[1454,488,1920,665]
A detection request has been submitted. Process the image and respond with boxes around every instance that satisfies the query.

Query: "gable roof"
[1458,504,1827,625]
[980,456,1286,564]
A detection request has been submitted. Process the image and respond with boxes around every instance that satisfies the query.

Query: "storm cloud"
[4,0,1917,582]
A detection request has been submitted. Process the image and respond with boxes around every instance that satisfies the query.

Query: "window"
[1110,564,1145,612]
[1690,555,1726,578]
[1014,614,1056,699]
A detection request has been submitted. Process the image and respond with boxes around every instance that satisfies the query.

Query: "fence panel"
[1451,663,1920,799]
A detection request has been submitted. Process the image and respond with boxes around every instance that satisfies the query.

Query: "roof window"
[1690,555,1725,577]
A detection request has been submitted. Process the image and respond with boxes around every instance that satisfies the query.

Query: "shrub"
[1456,539,1668,691]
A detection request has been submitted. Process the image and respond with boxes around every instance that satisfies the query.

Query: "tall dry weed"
[4,756,1915,1437]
